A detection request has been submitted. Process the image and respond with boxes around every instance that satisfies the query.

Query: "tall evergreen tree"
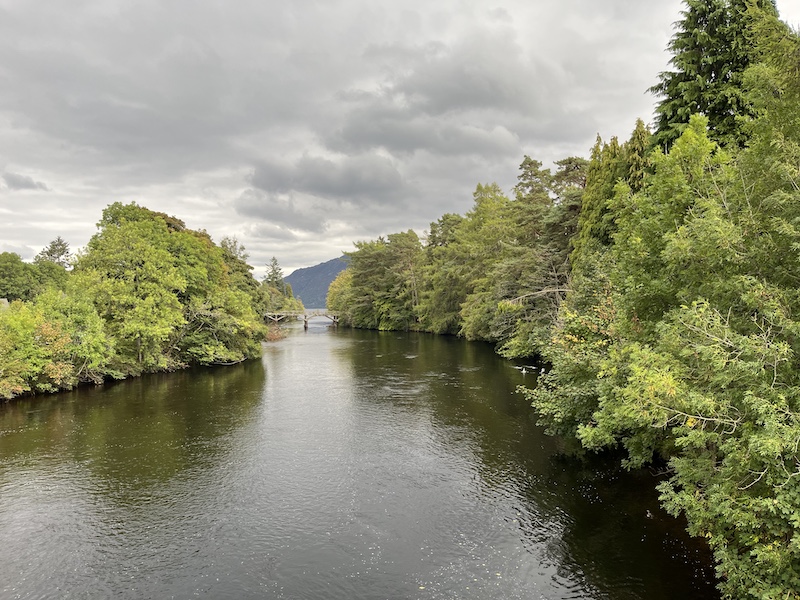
[571,135,627,261]
[624,119,653,193]
[650,0,778,150]
[264,257,285,292]
[34,236,71,268]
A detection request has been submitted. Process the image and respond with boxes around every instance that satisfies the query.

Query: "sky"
[2,1,800,276]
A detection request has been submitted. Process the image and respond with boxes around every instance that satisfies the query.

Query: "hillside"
[285,256,349,308]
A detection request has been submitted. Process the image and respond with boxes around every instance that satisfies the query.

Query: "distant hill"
[285,256,349,309]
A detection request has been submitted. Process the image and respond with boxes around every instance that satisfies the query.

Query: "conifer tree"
[571,135,626,261]
[650,0,778,150]
[624,119,653,193]
[34,236,71,268]
[264,257,286,294]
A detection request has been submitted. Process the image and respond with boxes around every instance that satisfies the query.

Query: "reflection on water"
[0,324,718,599]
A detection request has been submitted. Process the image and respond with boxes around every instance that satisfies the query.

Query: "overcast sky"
[2,1,799,276]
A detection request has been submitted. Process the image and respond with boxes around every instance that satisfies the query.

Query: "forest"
[0,202,302,399]
[325,3,800,598]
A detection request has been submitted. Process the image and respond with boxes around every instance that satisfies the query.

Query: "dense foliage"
[0,203,301,399]
[650,0,779,149]
[327,4,800,597]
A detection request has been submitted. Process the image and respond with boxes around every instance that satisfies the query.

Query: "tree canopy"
[650,0,779,150]
[0,202,282,397]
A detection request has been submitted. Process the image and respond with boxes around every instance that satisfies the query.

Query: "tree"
[168,230,267,365]
[264,257,286,292]
[261,257,303,313]
[417,184,515,338]
[0,240,73,302]
[326,269,354,325]
[0,252,38,301]
[0,300,74,398]
[521,244,617,437]
[76,203,269,373]
[416,214,465,335]
[341,231,423,330]
[624,119,653,193]
[383,230,422,330]
[35,236,71,268]
[493,157,586,358]
[34,282,114,384]
[0,202,280,396]
[32,237,72,291]
[220,236,270,314]
[76,212,186,374]
[524,109,800,597]
[571,136,627,260]
[650,0,779,150]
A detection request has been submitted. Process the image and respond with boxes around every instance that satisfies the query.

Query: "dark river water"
[0,322,719,599]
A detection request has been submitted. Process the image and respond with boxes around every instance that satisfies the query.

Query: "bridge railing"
[264,310,339,324]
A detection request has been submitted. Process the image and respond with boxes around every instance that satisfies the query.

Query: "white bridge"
[264,311,339,328]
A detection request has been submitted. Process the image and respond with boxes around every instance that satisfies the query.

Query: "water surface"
[0,323,718,599]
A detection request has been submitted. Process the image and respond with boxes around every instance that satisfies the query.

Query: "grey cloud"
[0,216,88,261]
[394,33,545,116]
[0,1,342,182]
[2,171,49,191]
[326,104,521,157]
[361,40,446,67]
[487,8,513,23]
[0,0,722,274]
[324,24,575,160]
[353,25,551,121]
[243,222,300,243]
[0,241,34,258]
[250,154,411,205]
[234,188,328,234]
[247,162,294,196]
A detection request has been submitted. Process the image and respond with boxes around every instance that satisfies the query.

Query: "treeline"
[0,202,302,400]
[328,3,800,598]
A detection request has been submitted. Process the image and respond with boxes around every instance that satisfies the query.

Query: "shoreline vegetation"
[2,2,799,598]
[0,202,302,402]
[324,5,800,598]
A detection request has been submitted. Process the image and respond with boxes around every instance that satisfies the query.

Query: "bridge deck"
[265,310,339,325]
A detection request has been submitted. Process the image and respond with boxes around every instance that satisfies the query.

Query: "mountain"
[285,256,349,309]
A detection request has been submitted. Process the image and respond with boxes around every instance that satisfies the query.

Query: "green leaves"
[34,236,72,268]
[35,283,114,383]
[650,0,777,149]
[77,214,186,373]
[330,156,586,358]
[0,202,273,399]
[0,300,73,397]
[527,71,800,594]
[340,230,423,331]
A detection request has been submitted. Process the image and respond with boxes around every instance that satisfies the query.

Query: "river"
[0,321,718,599]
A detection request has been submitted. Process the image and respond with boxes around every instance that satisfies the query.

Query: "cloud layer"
[1,0,798,274]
